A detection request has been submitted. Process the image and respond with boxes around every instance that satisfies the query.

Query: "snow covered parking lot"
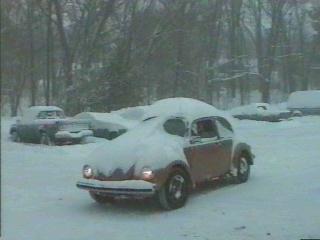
[2,116,320,240]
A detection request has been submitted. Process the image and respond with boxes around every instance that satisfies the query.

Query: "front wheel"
[157,168,189,210]
[234,154,250,184]
[89,191,115,204]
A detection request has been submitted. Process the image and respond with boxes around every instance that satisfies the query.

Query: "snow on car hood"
[87,117,186,177]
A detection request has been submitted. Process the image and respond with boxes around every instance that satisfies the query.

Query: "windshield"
[37,111,65,119]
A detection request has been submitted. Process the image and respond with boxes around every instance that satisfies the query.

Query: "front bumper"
[76,179,156,198]
[55,130,93,140]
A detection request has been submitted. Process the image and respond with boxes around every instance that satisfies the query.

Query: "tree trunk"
[205,0,223,103]
[27,0,36,106]
[46,0,53,105]
[53,0,74,113]
[261,0,287,103]
[228,0,243,99]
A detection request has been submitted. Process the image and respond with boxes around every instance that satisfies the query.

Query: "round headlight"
[83,165,93,179]
[141,167,154,180]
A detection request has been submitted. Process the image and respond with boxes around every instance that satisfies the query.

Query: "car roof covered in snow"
[111,106,150,121]
[74,112,138,129]
[28,106,63,112]
[21,106,64,120]
[143,98,230,122]
[288,90,320,109]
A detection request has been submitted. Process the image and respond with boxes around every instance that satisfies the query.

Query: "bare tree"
[27,0,36,105]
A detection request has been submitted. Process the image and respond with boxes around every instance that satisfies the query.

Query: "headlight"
[141,167,154,180]
[83,165,93,179]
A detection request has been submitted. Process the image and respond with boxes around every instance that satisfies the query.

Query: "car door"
[17,115,31,142]
[212,117,234,176]
[24,111,41,142]
[184,117,221,182]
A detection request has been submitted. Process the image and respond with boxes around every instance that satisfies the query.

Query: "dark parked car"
[76,98,254,210]
[10,106,93,145]
[230,103,291,122]
[73,112,137,140]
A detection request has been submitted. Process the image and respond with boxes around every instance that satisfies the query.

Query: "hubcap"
[239,157,248,174]
[169,175,185,200]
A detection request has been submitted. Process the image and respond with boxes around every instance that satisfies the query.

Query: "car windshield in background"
[38,111,65,119]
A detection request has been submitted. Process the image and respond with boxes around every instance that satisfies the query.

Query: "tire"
[291,110,302,117]
[157,168,189,210]
[80,136,90,144]
[89,191,115,204]
[40,132,55,146]
[11,131,21,142]
[234,154,250,184]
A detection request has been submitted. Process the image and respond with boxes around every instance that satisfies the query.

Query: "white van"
[287,90,320,115]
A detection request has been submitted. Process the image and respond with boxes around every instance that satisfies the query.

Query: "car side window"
[37,111,65,119]
[163,118,187,137]
[38,111,48,119]
[191,118,218,139]
[216,117,233,139]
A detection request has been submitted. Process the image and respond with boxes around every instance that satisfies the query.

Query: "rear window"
[38,111,65,119]
[216,117,233,138]
[216,117,233,132]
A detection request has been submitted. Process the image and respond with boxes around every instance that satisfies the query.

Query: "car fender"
[232,142,254,167]
[164,160,194,188]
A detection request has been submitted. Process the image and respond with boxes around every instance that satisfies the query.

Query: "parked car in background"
[74,106,150,140]
[74,112,138,140]
[230,103,291,122]
[287,90,320,116]
[76,98,254,210]
[10,106,93,145]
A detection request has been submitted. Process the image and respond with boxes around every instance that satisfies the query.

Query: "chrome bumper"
[55,130,93,139]
[76,179,156,197]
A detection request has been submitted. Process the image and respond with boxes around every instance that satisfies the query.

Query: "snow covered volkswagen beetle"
[76,98,254,210]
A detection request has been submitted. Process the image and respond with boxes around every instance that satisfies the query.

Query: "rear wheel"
[158,168,189,210]
[11,131,21,142]
[80,136,91,144]
[89,191,115,204]
[234,154,250,183]
[40,132,54,146]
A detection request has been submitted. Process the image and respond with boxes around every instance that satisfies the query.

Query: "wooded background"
[1,0,320,116]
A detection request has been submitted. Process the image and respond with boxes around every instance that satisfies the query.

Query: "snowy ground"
[2,116,320,240]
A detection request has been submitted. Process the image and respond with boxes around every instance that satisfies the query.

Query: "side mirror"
[190,136,202,144]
